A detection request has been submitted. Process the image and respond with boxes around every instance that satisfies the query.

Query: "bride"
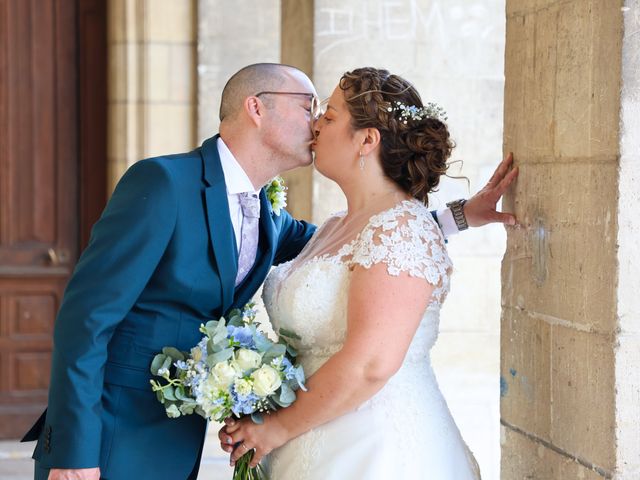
[220,67,488,479]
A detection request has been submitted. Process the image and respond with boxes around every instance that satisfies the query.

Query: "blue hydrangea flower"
[280,357,296,380]
[227,325,255,348]
[230,384,259,416]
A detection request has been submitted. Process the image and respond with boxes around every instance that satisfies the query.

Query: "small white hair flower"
[388,101,448,123]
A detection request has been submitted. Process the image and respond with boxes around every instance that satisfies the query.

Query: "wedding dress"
[262,199,480,479]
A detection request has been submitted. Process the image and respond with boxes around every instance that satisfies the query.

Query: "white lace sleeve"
[350,201,453,304]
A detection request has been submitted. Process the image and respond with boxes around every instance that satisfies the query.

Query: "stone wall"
[501,1,626,477]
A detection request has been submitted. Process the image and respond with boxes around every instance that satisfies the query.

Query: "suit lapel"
[232,189,277,309]
[201,135,237,313]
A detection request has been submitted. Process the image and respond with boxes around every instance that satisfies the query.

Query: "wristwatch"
[446,199,469,231]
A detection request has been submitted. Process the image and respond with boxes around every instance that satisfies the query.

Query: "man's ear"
[243,96,263,127]
[360,128,381,156]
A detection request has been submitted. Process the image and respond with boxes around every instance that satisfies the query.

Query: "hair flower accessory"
[387,101,448,124]
[265,176,287,215]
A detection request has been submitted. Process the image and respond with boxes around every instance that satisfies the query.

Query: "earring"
[359,151,365,171]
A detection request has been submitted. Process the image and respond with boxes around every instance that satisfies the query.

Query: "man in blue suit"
[23,63,517,480]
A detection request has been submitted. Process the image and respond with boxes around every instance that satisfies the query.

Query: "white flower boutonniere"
[265,176,287,216]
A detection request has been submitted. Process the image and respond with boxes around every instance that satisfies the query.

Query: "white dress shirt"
[435,208,460,238]
[217,138,261,253]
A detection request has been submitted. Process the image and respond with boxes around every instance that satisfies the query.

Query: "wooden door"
[0,0,81,439]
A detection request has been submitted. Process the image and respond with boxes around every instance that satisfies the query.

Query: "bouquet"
[149,302,306,479]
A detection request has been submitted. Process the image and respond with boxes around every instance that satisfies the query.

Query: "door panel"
[0,0,78,438]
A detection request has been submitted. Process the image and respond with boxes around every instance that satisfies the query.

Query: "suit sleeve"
[41,159,177,468]
[272,209,316,265]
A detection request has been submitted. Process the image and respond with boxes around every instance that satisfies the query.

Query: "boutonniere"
[265,176,287,216]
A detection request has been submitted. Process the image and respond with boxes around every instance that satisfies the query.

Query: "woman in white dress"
[221,67,481,479]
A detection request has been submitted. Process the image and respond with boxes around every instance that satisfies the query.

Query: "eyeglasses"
[255,91,323,120]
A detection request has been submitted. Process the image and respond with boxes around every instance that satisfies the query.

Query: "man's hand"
[48,468,100,480]
[463,152,519,227]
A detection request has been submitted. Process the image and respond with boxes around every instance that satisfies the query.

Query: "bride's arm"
[222,262,434,467]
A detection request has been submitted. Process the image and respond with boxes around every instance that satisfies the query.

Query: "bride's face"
[312,85,363,181]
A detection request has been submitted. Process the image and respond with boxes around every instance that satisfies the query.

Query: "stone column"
[107,0,197,190]
[280,0,315,221]
[501,1,638,477]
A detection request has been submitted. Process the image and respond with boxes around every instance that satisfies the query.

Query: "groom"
[23,63,517,480]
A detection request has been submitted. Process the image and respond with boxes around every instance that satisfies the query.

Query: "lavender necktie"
[235,192,260,286]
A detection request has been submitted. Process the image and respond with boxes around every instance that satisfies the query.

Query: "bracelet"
[446,199,469,231]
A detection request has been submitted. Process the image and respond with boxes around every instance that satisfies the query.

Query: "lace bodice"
[262,200,480,479]
[262,199,453,376]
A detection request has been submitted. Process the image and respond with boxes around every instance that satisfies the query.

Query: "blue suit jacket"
[24,135,315,479]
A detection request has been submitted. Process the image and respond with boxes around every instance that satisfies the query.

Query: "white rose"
[211,361,239,389]
[251,365,282,397]
[235,348,262,371]
[234,378,254,397]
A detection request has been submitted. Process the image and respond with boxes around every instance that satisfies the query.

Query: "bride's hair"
[339,67,454,205]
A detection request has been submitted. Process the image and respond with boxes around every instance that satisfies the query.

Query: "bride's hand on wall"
[463,152,519,227]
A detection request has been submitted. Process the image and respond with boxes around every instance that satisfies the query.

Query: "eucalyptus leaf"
[254,333,272,352]
[162,346,185,361]
[279,383,296,404]
[285,343,298,357]
[161,355,173,373]
[150,354,167,375]
[175,386,188,401]
[295,365,307,391]
[163,386,176,401]
[212,318,228,344]
[179,402,197,415]
[206,348,234,366]
[250,412,264,424]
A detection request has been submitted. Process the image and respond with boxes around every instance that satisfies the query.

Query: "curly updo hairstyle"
[339,67,454,205]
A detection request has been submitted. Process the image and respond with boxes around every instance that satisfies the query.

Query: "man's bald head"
[219,63,300,121]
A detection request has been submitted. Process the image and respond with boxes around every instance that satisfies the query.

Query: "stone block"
[146,105,195,157]
[503,12,534,156]
[554,0,593,159]
[502,161,618,333]
[108,0,126,43]
[501,308,551,439]
[551,325,615,471]
[145,0,195,43]
[169,44,196,103]
[146,44,171,102]
[108,43,128,102]
[589,0,623,157]
[107,103,128,162]
[506,0,558,17]
[504,6,560,158]
[501,425,609,479]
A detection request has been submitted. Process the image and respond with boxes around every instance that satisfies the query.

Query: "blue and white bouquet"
[150,302,306,479]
